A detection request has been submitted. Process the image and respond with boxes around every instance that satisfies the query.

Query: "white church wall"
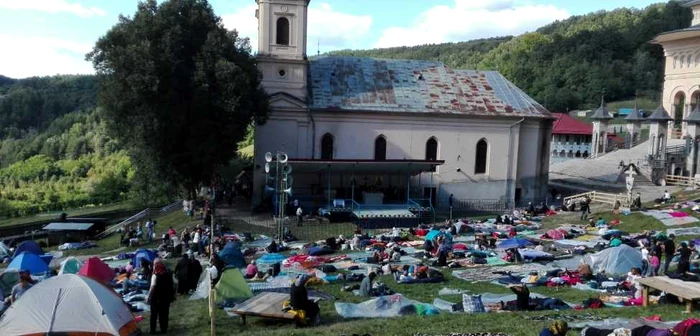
[253,110,550,206]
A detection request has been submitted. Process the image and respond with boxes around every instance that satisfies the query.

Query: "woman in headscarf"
[147,259,175,334]
[539,320,568,336]
[289,274,320,325]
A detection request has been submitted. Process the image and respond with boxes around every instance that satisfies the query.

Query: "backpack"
[672,319,700,336]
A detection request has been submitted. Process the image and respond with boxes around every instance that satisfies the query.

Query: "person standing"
[580,198,590,221]
[192,229,201,255]
[174,254,190,295]
[296,206,303,227]
[145,219,154,243]
[677,242,692,274]
[147,259,175,334]
[663,235,676,275]
[188,256,203,292]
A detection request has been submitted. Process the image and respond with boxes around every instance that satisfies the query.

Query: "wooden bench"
[639,276,700,312]
[227,292,321,325]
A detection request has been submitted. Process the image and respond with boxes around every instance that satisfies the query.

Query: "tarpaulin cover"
[0,274,137,336]
[0,241,10,259]
[582,245,642,276]
[12,241,43,258]
[131,249,157,269]
[218,242,246,268]
[189,270,211,300]
[335,294,437,318]
[7,252,50,275]
[497,238,533,250]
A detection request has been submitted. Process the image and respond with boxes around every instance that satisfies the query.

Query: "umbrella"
[256,253,285,265]
[7,252,50,275]
[497,238,533,250]
[78,257,115,284]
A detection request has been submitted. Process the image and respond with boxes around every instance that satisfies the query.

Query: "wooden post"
[210,287,216,335]
[642,286,649,308]
[687,299,693,313]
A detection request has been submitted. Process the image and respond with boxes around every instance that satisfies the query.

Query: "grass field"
[41,189,700,336]
[0,201,138,228]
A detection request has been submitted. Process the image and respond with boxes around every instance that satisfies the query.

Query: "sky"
[0,0,665,78]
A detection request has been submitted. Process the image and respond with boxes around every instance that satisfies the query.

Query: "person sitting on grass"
[609,234,623,247]
[539,320,568,336]
[507,284,531,311]
[245,261,258,279]
[596,217,607,228]
[359,272,376,297]
[290,274,320,326]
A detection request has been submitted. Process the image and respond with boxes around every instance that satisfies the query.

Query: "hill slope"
[330,2,692,112]
[0,76,132,217]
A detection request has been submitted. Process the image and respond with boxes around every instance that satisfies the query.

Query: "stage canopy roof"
[286,159,444,175]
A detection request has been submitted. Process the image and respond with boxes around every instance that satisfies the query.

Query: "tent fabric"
[214,268,253,300]
[218,242,246,268]
[0,274,138,336]
[78,257,115,284]
[12,241,43,258]
[189,270,211,301]
[131,249,157,269]
[7,252,50,275]
[582,245,642,276]
[0,270,19,297]
[58,257,81,275]
[425,230,452,242]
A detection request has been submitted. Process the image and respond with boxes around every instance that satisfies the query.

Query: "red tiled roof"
[551,113,592,135]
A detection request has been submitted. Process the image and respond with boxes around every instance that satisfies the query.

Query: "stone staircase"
[549,139,686,186]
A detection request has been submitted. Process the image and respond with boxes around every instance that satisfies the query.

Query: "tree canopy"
[86,0,269,195]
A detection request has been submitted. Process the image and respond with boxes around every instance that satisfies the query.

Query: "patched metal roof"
[43,222,94,231]
[307,56,551,118]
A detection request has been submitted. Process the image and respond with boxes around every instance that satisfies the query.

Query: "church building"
[252,0,554,215]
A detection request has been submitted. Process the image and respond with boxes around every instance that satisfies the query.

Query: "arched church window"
[425,137,438,161]
[474,138,488,174]
[276,17,290,45]
[321,133,334,160]
[374,135,387,160]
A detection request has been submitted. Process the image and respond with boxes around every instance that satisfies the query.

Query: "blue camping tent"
[7,252,50,275]
[12,241,43,258]
[132,249,157,269]
[219,241,246,268]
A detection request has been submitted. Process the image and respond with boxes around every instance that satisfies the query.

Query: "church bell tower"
[255,0,309,101]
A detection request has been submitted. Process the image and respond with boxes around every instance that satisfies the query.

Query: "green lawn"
[148,269,695,336]
[0,201,138,228]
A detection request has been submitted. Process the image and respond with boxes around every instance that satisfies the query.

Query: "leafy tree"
[86,0,269,197]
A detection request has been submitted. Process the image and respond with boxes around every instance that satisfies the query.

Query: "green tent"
[58,257,81,275]
[215,268,253,301]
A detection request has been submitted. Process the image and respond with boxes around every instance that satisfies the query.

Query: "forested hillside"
[330,1,692,111]
[0,76,132,217]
